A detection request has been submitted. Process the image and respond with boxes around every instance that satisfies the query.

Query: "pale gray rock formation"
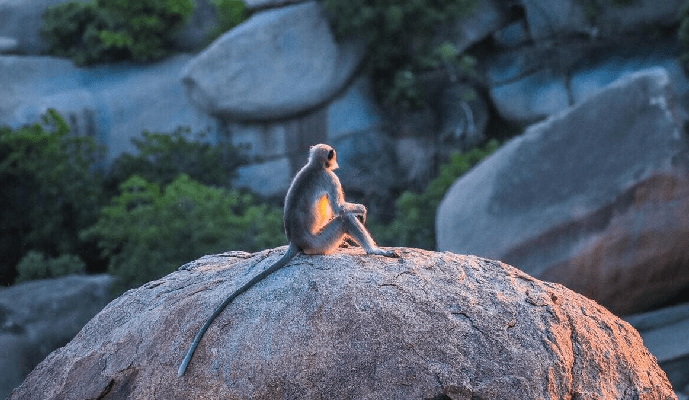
[0,54,219,164]
[182,1,365,122]
[0,274,114,399]
[437,68,688,316]
[9,248,676,399]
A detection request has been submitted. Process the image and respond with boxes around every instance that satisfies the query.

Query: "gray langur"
[178,143,398,376]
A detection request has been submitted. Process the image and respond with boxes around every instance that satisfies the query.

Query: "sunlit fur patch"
[313,194,333,234]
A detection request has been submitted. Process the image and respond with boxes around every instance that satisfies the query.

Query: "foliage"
[207,0,249,42]
[0,110,103,285]
[105,128,246,195]
[323,0,477,109]
[15,251,86,283]
[41,1,113,65]
[371,139,500,250]
[82,174,284,292]
[680,1,689,71]
[42,0,195,65]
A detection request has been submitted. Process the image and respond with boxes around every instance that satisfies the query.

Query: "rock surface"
[0,54,220,164]
[485,39,688,124]
[182,1,365,122]
[0,274,114,400]
[520,0,683,41]
[9,248,676,399]
[437,68,688,316]
[450,0,509,54]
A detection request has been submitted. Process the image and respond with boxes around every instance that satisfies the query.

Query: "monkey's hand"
[343,203,367,224]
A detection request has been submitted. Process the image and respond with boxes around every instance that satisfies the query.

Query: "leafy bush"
[207,0,249,42]
[371,139,500,250]
[0,110,104,285]
[105,128,246,196]
[41,1,115,65]
[15,251,86,283]
[323,0,477,109]
[82,174,284,292]
[42,0,195,65]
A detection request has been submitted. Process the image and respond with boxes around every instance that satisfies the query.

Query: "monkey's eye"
[327,150,334,160]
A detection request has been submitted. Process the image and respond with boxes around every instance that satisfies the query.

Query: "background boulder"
[0,275,113,399]
[437,68,688,316]
[9,248,675,399]
[181,1,365,121]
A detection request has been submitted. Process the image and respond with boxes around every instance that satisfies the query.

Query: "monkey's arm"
[342,202,367,223]
[178,243,300,376]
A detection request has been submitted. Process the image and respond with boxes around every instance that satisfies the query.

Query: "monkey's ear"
[327,149,335,160]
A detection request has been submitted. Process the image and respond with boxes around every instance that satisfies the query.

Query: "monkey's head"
[309,143,339,170]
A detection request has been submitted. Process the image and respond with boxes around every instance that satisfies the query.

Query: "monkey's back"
[283,164,340,247]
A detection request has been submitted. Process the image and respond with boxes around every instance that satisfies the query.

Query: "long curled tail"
[178,244,300,376]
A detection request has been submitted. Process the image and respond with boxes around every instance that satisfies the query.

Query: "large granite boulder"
[437,68,688,316]
[9,248,676,399]
[0,274,114,399]
[182,1,365,122]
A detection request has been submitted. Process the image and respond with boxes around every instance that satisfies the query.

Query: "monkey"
[178,143,398,376]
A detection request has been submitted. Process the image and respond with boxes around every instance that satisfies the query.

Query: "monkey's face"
[310,144,339,170]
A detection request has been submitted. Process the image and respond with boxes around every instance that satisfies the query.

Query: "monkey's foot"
[370,248,400,258]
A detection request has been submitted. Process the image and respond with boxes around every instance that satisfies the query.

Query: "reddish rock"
[437,68,688,315]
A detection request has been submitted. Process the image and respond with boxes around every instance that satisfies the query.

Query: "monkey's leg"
[341,212,399,257]
[299,216,348,255]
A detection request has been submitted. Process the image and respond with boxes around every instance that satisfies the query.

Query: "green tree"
[323,0,477,109]
[42,0,196,65]
[207,0,249,42]
[15,251,86,283]
[82,174,284,292]
[0,110,103,284]
[105,128,246,196]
